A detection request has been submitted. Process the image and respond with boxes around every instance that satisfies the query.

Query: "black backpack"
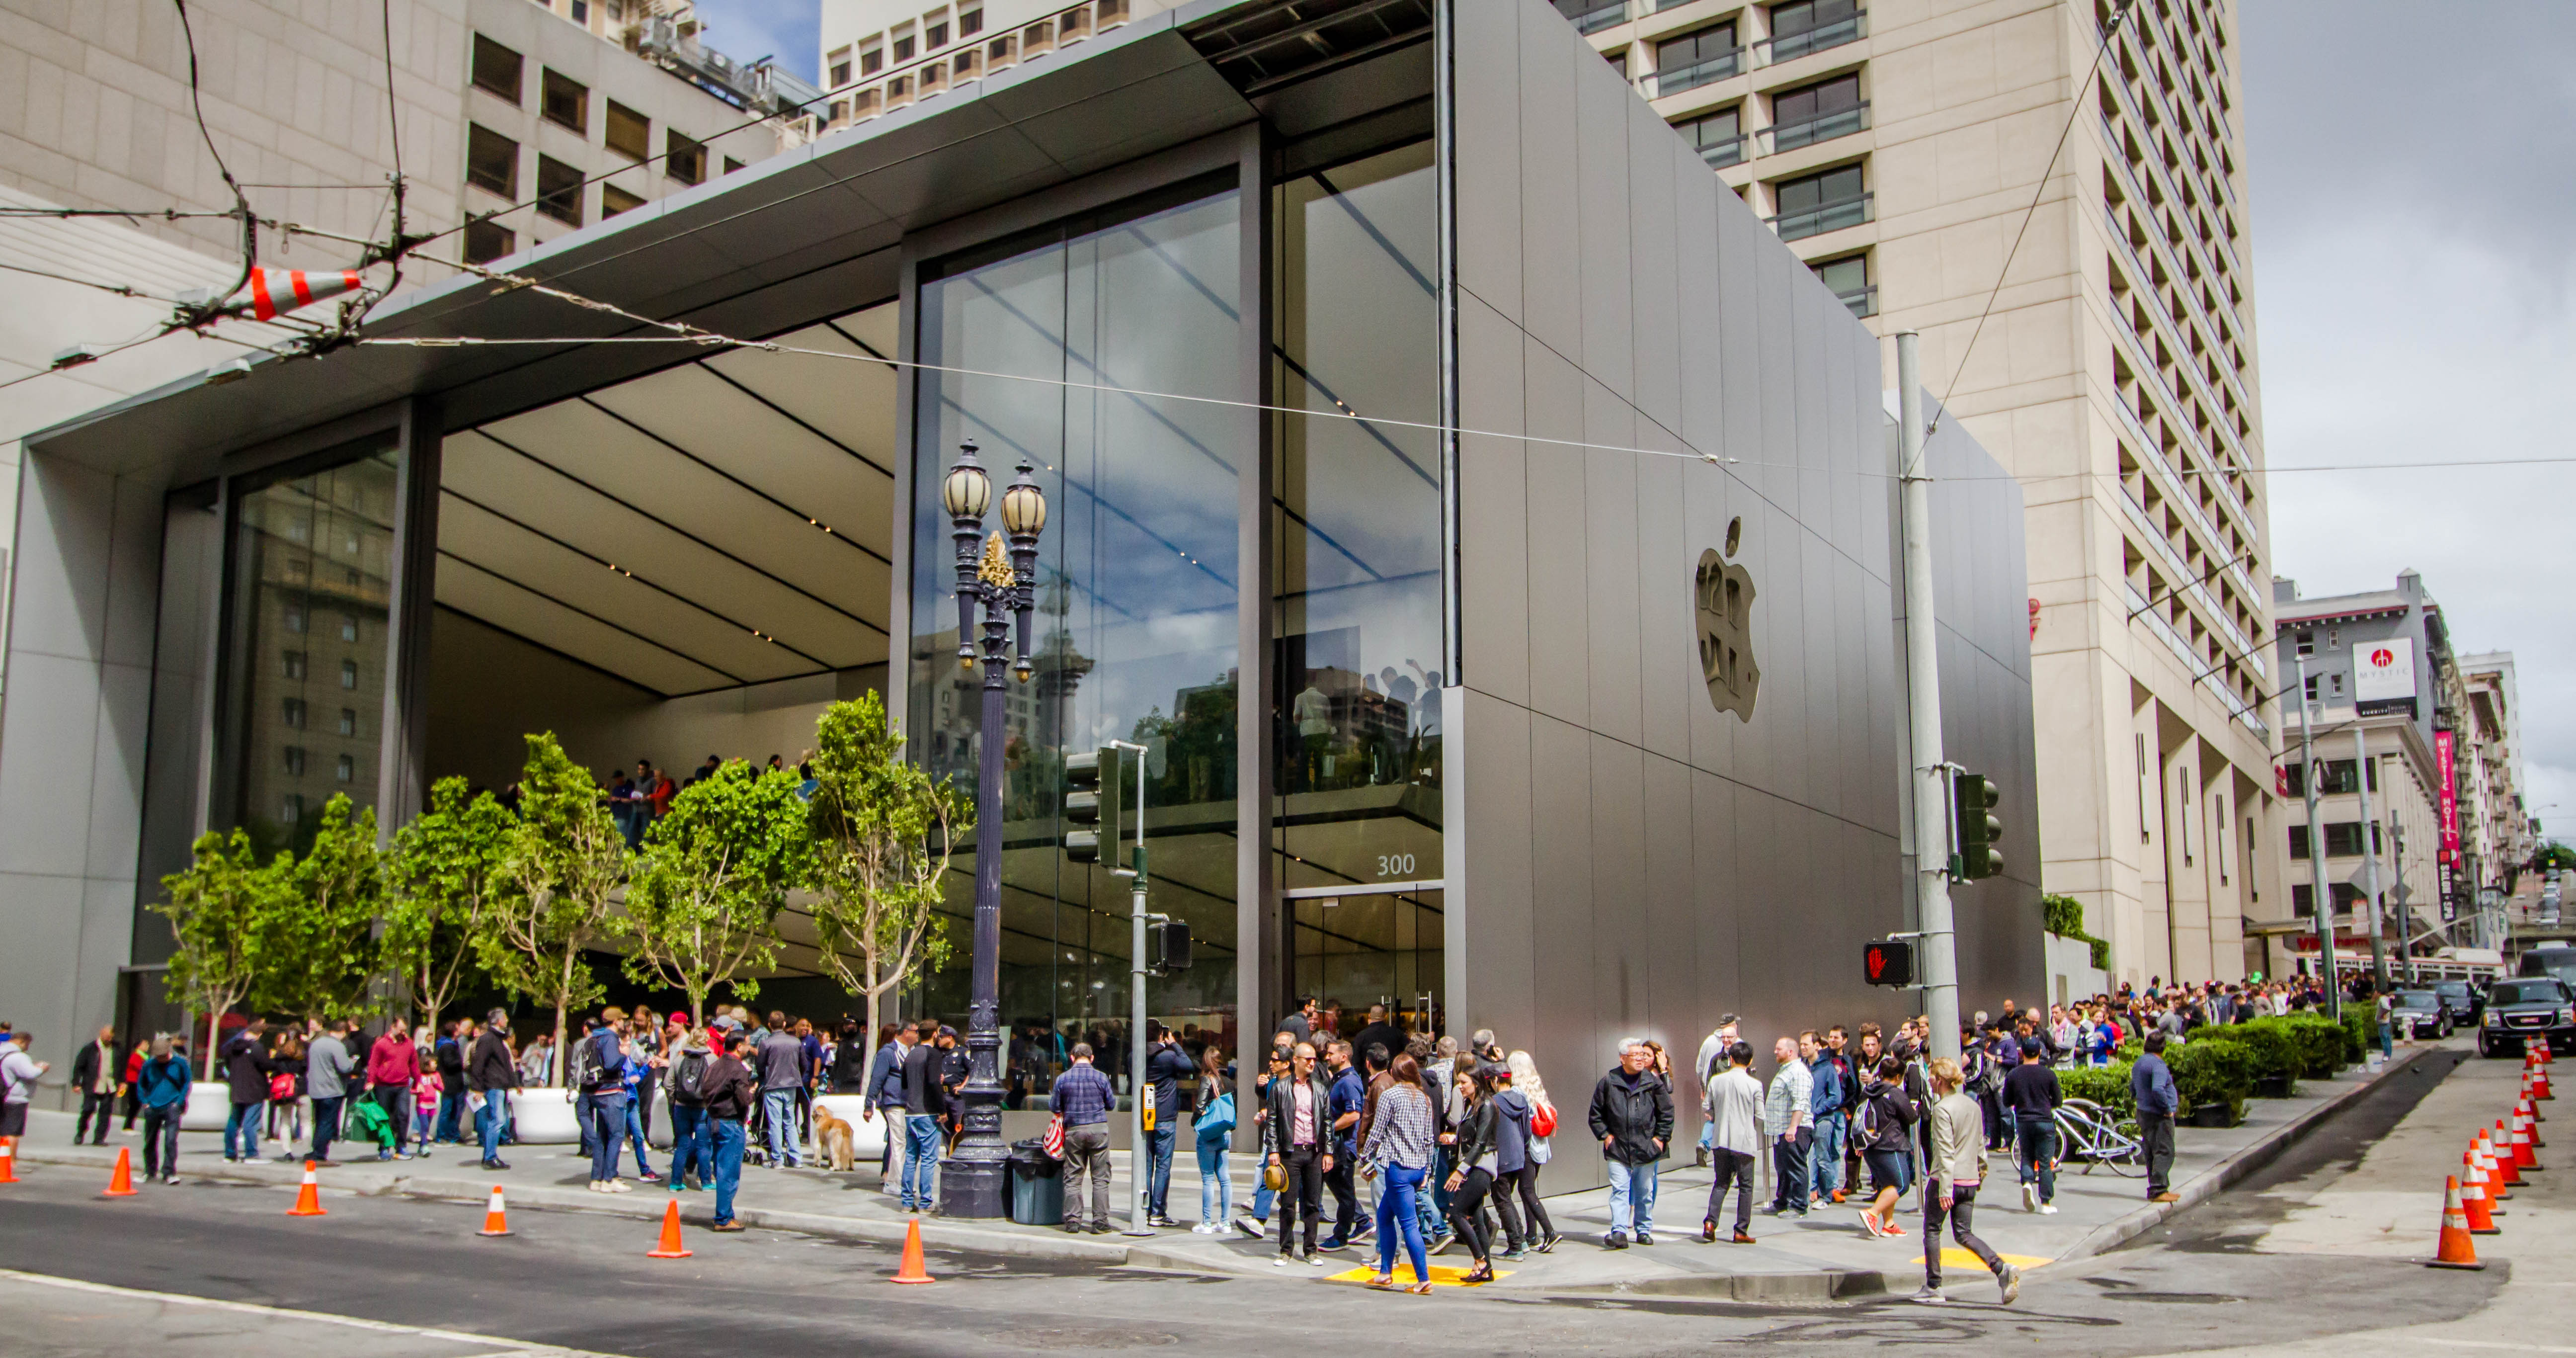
[668,1049,709,1106]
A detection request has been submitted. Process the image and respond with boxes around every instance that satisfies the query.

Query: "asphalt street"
[0,1046,2510,1358]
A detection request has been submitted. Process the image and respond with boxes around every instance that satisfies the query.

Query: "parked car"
[2520,944,2576,990]
[2479,977,2576,1058]
[2434,979,2483,1027]
[2391,990,2451,1040]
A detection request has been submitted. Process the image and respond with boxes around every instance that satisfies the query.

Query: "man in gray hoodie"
[307,1020,355,1165]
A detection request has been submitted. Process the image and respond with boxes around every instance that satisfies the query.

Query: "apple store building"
[0,0,2041,1178]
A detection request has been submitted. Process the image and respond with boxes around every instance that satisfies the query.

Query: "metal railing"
[1562,0,1629,35]
[1692,132,1747,168]
[1757,9,1866,64]
[1762,101,1868,154]
[1768,191,1870,241]
[1833,282,1876,318]
[1644,47,1741,97]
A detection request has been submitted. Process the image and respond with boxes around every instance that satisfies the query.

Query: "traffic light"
[1863,938,1914,988]
[1064,746,1126,866]
[1151,919,1192,975]
[1952,771,2004,880]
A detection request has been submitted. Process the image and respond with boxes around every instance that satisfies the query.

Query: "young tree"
[478,733,624,1085]
[617,761,808,1025]
[154,828,289,1070]
[260,794,388,1024]
[383,777,515,1039]
[805,692,964,1039]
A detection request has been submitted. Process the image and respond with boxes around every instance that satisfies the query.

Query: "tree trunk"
[865,954,881,1047]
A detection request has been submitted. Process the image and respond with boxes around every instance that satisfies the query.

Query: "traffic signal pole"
[1112,739,1153,1237]
[1894,332,1959,1063]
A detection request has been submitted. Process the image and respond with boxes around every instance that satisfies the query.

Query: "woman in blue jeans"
[1193,1046,1236,1232]
[1358,1054,1438,1293]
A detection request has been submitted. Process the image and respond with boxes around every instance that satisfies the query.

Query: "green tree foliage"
[618,761,807,1025]
[479,733,624,1083]
[154,827,290,1068]
[384,777,515,1038]
[2042,893,2112,973]
[260,794,387,1024]
[805,692,963,1039]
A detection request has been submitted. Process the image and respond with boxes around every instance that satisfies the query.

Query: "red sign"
[2436,729,2460,858]
[2370,647,2394,668]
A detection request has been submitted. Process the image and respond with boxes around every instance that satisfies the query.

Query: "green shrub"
[2042,893,2113,973]
[2165,1039,2255,1124]
[2059,1062,2135,1118]
[2191,1021,2303,1093]
[2263,1016,2350,1077]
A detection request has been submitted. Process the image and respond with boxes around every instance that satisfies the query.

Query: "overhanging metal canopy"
[24,0,1263,478]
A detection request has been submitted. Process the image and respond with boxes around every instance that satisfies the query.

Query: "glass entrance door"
[1289,886,1442,1040]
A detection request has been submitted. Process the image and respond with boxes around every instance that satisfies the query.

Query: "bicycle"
[2053,1097,2144,1177]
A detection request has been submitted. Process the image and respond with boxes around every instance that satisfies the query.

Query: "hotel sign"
[2354,639,2416,718]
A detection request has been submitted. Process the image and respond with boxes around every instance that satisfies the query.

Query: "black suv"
[2434,980,2483,1027]
[2478,976,2576,1058]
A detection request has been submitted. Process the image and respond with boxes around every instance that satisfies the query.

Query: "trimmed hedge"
[2060,1062,2135,1118]
[2189,1019,2313,1091]
[2163,1040,2255,1125]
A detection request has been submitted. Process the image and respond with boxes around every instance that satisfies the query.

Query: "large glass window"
[1271,143,1445,1031]
[221,437,399,855]
[909,182,1244,1095]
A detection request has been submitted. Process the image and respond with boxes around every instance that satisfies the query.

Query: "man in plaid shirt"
[1051,1044,1118,1233]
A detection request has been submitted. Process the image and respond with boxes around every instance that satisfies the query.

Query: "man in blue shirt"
[1806,1028,1848,1206]
[2130,1031,2180,1202]
[1052,1043,1118,1233]
[1142,1023,1194,1228]
[865,1022,915,1194]
[1318,1039,1367,1250]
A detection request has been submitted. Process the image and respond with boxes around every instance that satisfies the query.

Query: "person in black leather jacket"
[1262,1043,1336,1263]
[1443,1067,1503,1282]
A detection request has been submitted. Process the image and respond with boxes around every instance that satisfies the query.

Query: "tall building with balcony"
[1572,0,2276,988]
[815,0,1158,131]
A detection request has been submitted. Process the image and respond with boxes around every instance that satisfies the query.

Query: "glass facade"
[908,182,1244,1094]
[219,436,401,856]
[1270,142,1446,1035]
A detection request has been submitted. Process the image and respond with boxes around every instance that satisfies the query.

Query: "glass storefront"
[908,180,1244,1095]
[1271,142,1446,1035]
[218,436,402,857]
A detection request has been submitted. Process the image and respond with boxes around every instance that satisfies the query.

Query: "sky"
[2238,1,2576,844]
[691,0,823,83]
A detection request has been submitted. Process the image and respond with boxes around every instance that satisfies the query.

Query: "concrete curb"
[2054,1048,2433,1265]
[1538,1265,1890,1304]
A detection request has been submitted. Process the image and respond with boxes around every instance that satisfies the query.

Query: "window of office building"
[605,100,650,160]
[1770,73,1863,152]
[466,124,518,198]
[463,218,516,265]
[1272,142,1446,1034]
[828,45,853,86]
[472,34,523,104]
[541,69,589,134]
[960,2,983,37]
[2290,882,2363,917]
[1655,22,1738,94]
[909,178,1245,1089]
[536,155,583,225]
[222,435,397,853]
[1772,162,1866,240]
[602,182,646,217]
[1675,106,1745,168]
[892,22,917,63]
[2288,822,2368,860]
[1766,0,1863,63]
[926,8,950,49]
[862,37,885,75]
[667,130,706,185]
[1812,252,1872,317]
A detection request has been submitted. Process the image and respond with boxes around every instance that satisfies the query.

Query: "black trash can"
[1008,1138,1064,1225]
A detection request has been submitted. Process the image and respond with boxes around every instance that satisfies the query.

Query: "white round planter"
[181,1081,232,1132]
[505,1087,584,1144]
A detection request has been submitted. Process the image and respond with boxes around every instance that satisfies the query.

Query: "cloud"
[2243,1,2576,843]
[689,0,821,84]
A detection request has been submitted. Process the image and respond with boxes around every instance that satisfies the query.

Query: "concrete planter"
[182,1082,233,1132]
[506,1087,583,1143]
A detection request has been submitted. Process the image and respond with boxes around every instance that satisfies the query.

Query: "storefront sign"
[1695,515,1760,721]
[2436,728,2460,860]
[2354,638,2417,717]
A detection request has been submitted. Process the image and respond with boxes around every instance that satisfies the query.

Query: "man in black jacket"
[897,1020,946,1212]
[221,1019,272,1164]
[70,1025,121,1146]
[702,1034,759,1231]
[1262,1042,1335,1263]
[1588,1037,1674,1248]
[468,1010,518,1171]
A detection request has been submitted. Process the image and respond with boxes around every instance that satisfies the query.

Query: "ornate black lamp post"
[937,438,1044,1219]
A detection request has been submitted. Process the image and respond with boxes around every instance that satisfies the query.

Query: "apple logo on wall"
[1696,515,1759,722]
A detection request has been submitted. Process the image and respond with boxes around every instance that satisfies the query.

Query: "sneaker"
[1498,1247,1525,1261]
[2023,1183,2038,1212]
[1603,1232,1629,1250]
[1089,1224,1113,1235]
[1151,1215,1181,1229]
[1636,1232,1654,1246]
[1431,1233,1455,1257]
[1273,1255,1293,1268]
[1997,1263,2021,1306]
[1306,1252,1326,1267]
[1910,1285,1948,1304]
[640,1170,662,1183]
[2151,1190,2179,1203]
[1063,1222,1088,1234]
[482,1159,511,1171]
[393,1152,413,1161]
[710,1221,746,1233]
[1732,1229,1757,1244]
[587,1182,606,1193]
[1537,1231,1562,1254]
[1318,1236,1349,1252]
[2038,1203,2059,1215]
[240,1156,266,1165]
[1830,1189,1848,1204]
[1352,1219,1375,1242]
[1235,1218,1265,1240]
[606,1179,634,1193]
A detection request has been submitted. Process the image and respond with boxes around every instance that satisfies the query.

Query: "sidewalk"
[8,1052,2418,1299]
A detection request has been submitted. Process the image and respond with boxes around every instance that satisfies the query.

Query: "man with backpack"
[575,1014,633,1190]
[664,1019,714,1192]
[0,1029,47,1139]
[467,1010,518,1171]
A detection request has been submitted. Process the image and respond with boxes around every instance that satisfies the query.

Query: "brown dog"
[813,1105,857,1172]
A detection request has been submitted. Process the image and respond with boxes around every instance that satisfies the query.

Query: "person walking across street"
[136,1034,191,1183]
[1192,1045,1237,1233]
[307,1020,354,1165]
[1501,1051,1562,1253]
[1319,1040,1367,1249]
[1441,1066,1502,1284]
[1357,1053,1437,1292]
[1809,1026,1850,1206]
[898,1019,946,1212]
[1763,1035,1813,1217]
[1915,1056,2019,1305]
[468,1010,518,1171]
[577,1016,632,1190]
[220,1018,271,1163]
[701,1032,758,1231]
[2003,1036,2062,1212]
[1853,1053,1917,1239]
[1700,1040,1764,1243]
[1264,1041,1334,1265]
[1589,1037,1674,1248]
[1052,1043,1117,1233]
[2131,1031,2180,1202]
[71,1025,122,1146]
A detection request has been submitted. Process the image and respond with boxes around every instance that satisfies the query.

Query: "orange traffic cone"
[2459,1153,2499,1234]
[891,1216,935,1284]
[2493,1124,2527,1188]
[2510,1111,2540,1171]
[0,1136,17,1184]
[2525,1077,2545,1125]
[478,1185,512,1237]
[2428,1176,2485,1270]
[646,1197,692,1258]
[2520,1097,2545,1147]
[287,1159,327,1216]
[2534,1062,2555,1102]
[2478,1132,2513,1201]
[2465,1138,2505,1215]
[102,1146,138,1197]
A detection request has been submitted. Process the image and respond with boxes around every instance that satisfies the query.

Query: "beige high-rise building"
[1574,0,2278,986]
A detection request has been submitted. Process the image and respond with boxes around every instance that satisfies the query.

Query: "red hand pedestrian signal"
[1866,949,1885,981]
[1862,939,1914,988]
